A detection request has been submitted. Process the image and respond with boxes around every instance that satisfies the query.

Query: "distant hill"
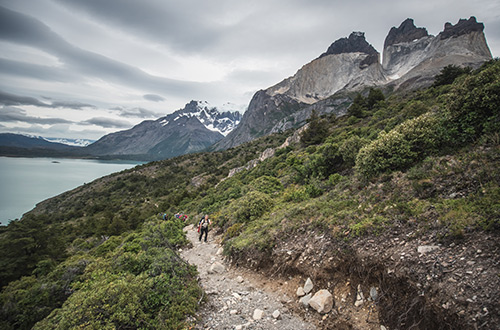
[0,133,87,157]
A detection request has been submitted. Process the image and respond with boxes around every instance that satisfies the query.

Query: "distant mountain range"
[0,101,242,160]
[1,17,492,160]
[0,133,87,158]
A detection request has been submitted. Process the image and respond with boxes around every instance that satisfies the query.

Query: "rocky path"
[181,225,316,330]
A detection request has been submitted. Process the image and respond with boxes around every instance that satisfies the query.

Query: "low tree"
[301,110,329,146]
[433,64,472,87]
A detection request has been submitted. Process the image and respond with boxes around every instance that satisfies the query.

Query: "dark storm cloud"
[82,117,131,128]
[0,90,95,110]
[143,94,165,102]
[0,106,74,124]
[0,5,204,98]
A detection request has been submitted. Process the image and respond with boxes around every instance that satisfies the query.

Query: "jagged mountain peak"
[440,16,484,39]
[320,31,378,59]
[159,100,242,137]
[384,18,429,48]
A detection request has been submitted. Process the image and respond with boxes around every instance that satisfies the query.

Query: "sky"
[0,0,499,141]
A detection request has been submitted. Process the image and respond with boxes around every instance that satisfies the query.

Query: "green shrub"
[355,113,444,179]
[444,59,500,142]
[432,64,472,87]
[282,185,309,202]
[249,176,283,194]
[219,191,274,226]
[339,136,369,167]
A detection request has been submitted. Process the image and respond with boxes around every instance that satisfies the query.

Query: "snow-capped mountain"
[159,101,242,136]
[85,101,242,160]
[43,137,95,147]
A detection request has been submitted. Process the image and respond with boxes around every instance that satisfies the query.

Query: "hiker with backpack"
[198,214,211,242]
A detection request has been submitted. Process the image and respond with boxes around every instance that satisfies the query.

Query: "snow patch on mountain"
[161,100,242,137]
[43,137,95,147]
[21,134,94,147]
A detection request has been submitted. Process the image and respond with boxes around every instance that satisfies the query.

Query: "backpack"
[200,218,209,229]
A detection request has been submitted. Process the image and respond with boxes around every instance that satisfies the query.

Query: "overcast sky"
[0,0,499,140]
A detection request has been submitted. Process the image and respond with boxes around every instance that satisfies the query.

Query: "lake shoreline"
[0,157,144,225]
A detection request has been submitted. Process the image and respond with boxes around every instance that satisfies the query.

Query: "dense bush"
[217,191,274,228]
[444,59,500,143]
[432,64,472,87]
[1,220,200,330]
[355,113,444,179]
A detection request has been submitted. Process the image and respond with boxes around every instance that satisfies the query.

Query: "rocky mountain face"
[215,17,492,150]
[384,17,492,89]
[85,101,241,160]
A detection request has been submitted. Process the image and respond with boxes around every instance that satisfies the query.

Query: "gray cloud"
[0,58,76,83]
[50,101,96,110]
[0,106,74,124]
[109,106,162,118]
[82,117,131,128]
[0,90,95,110]
[143,94,165,102]
[53,0,226,53]
[0,90,47,107]
[0,5,205,98]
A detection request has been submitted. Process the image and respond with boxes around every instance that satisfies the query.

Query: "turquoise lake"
[0,157,144,225]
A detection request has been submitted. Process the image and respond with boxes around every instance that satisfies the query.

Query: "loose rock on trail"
[181,225,316,330]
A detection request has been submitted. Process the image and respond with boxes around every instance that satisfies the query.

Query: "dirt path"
[181,225,316,330]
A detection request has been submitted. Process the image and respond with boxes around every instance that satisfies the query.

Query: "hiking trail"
[181,225,316,330]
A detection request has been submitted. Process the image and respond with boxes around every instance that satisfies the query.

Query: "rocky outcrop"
[384,17,492,89]
[382,19,434,78]
[384,18,429,48]
[440,17,485,39]
[267,32,384,105]
[215,32,384,150]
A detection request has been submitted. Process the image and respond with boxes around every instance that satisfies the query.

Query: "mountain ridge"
[84,101,241,160]
[214,16,492,150]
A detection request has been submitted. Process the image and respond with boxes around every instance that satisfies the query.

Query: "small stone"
[230,309,238,315]
[253,309,264,320]
[370,287,378,301]
[296,286,305,297]
[209,262,225,274]
[299,293,312,306]
[418,245,439,254]
[304,277,314,294]
[309,289,334,314]
[272,310,281,319]
[236,276,244,283]
[235,325,243,330]
[381,326,387,330]
[354,284,365,307]
[233,292,242,300]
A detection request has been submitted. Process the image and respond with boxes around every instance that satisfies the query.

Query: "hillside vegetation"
[0,60,499,329]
